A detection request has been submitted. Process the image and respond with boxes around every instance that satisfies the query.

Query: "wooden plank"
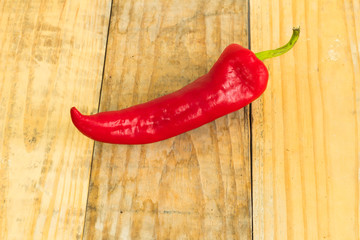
[251,0,360,239]
[82,0,251,239]
[0,0,111,239]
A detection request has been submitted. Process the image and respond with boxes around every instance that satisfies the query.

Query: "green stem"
[255,27,300,61]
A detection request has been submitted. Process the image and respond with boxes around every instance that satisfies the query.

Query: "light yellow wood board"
[0,0,111,239]
[82,0,252,239]
[251,0,360,239]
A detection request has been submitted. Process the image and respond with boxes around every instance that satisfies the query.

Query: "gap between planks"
[81,0,114,239]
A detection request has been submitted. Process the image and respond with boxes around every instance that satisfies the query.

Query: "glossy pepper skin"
[71,45,267,144]
[71,28,299,144]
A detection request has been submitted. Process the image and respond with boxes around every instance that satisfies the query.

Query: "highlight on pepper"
[71,27,300,144]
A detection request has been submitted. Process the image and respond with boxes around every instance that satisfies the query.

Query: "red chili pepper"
[71,28,300,144]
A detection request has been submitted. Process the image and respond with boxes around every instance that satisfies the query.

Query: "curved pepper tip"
[70,107,83,123]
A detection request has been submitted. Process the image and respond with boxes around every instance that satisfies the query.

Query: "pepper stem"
[255,27,300,61]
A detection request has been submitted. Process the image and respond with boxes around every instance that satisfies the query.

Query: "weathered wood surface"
[0,0,111,239]
[2,0,360,239]
[82,0,252,239]
[251,0,360,239]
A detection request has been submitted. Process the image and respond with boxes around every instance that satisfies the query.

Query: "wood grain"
[0,0,111,239]
[82,0,251,239]
[251,0,360,239]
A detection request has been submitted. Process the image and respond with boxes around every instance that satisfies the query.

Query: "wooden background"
[0,0,359,239]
